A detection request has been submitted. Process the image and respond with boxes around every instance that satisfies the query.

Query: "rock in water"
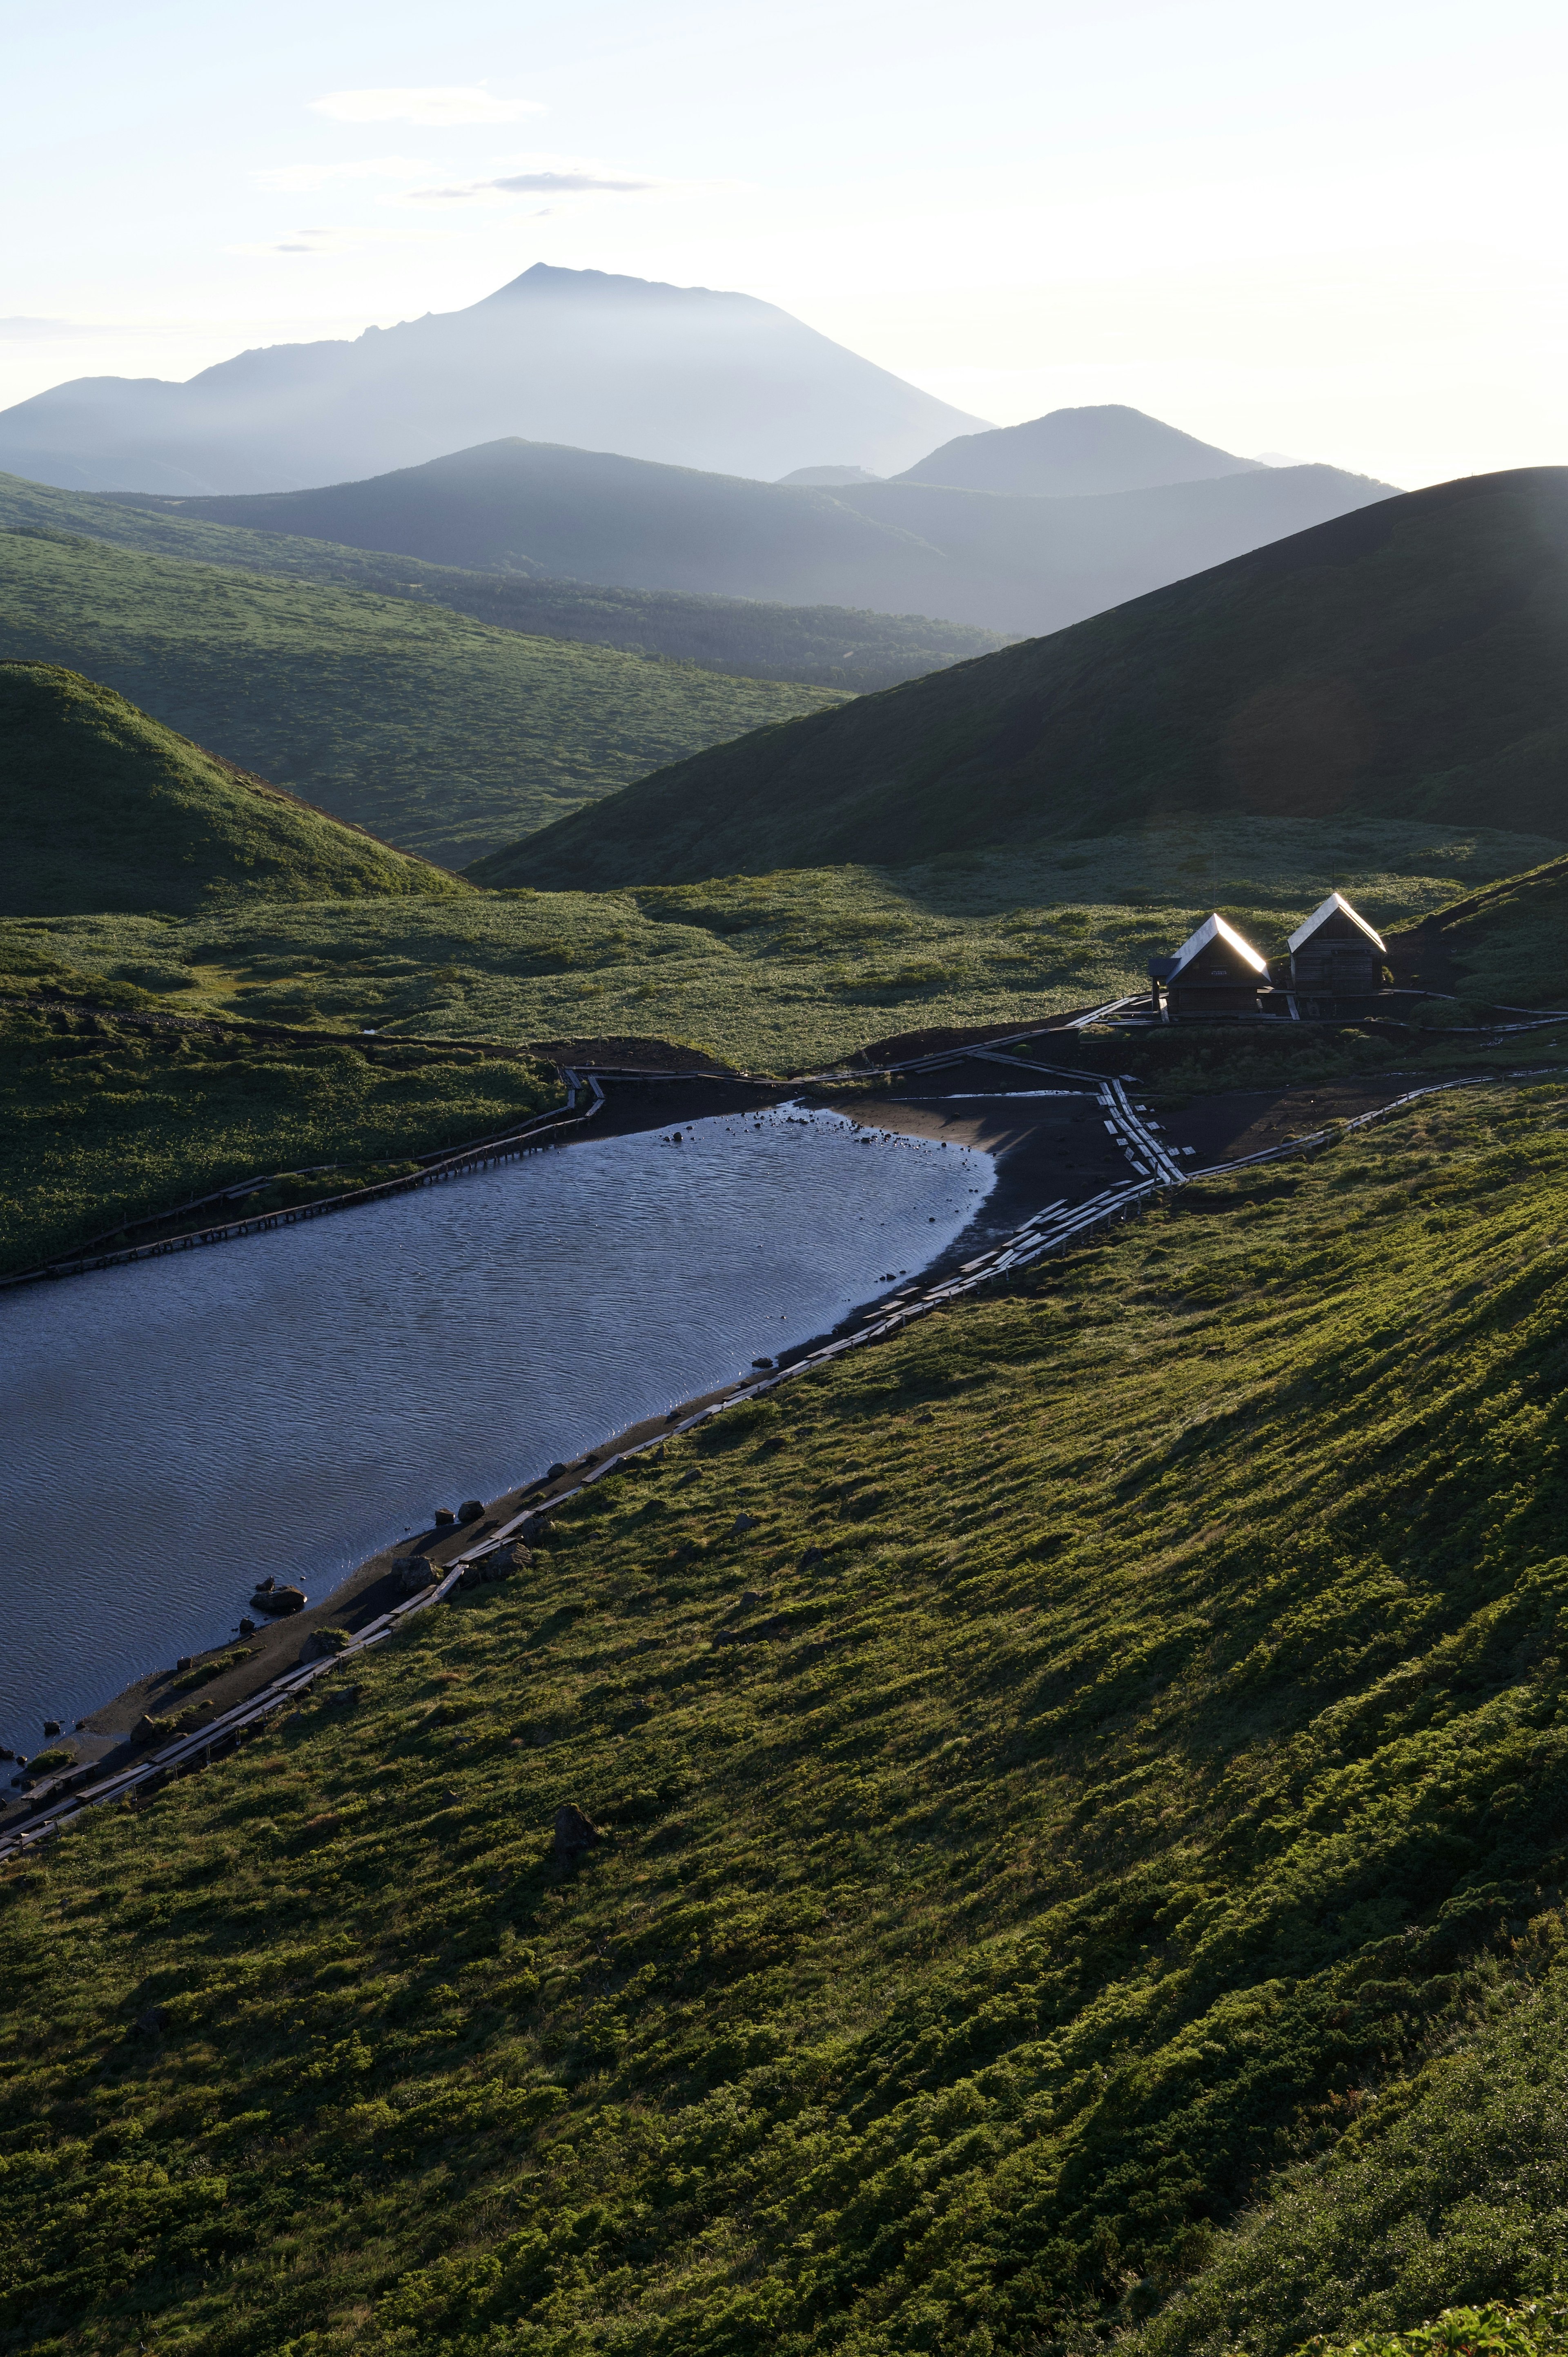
[393,1554,437,1596]
[552,1803,602,1858]
[251,1583,307,1616]
[42,1719,61,1737]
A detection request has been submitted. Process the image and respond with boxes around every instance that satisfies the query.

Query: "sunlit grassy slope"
[0,471,1007,691]
[0,663,461,917]
[498,468,1568,889]
[6,814,1561,1071]
[0,528,844,865]
[9,1082,1568,2355]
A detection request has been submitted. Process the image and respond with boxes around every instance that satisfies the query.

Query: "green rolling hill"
[0,470,1007,692]
[0,663,461,918]
[0,525,844,867]
[498,468,1568,892]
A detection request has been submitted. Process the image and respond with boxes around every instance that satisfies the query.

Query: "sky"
[2,0,1564,489]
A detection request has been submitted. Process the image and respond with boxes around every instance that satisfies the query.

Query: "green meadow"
[4,814,1558,1079]
[8,1082,1568,2354]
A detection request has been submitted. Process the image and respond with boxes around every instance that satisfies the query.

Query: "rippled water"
[0,1105,993,1747]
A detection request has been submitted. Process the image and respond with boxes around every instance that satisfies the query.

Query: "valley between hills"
[4,354,1568,2357]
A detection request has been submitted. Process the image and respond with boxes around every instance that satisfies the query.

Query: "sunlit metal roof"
[1287,891,1386,954]
[1167,911,1271,979]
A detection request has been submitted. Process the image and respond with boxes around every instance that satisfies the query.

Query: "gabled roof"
[1287,891,1386,955]
[1167,911,1270,980]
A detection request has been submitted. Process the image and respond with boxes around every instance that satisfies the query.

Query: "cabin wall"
[1290,943,1381,992]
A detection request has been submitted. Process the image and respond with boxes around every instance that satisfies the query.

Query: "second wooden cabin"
[1286,892,1388,995]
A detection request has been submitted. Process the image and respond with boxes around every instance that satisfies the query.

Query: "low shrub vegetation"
[6,1085,1568,2353]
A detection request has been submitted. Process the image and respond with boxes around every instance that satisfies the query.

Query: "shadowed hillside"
[0,527,844,866]
[0,471,1007,692]
[0,663,462,916]
[499,468,1568,890]
[109,436,1394,638]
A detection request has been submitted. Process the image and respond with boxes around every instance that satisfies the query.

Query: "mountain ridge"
[491,467,1568,888]
[895,401,1271,497]
[0,263,986,494]
[107,436,1396,638]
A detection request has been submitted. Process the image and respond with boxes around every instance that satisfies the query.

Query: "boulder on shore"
[302,1628,354,1661]
[458,1499,486,1524]
[393,1554,437,1597]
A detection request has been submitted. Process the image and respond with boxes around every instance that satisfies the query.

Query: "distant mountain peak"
[898,404,1266,499]
[0,266,986,496]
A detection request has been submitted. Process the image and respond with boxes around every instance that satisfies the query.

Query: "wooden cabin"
[1151,912,1270,1016]
[1287,893,1386,995]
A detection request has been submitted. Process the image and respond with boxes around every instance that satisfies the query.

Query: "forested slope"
[0,527,842,866]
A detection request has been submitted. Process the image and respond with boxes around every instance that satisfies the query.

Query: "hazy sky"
[3,0,1562,488]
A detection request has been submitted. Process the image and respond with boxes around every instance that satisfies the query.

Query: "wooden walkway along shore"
[1,1052,1545,1866]
[0,1073,608,1291]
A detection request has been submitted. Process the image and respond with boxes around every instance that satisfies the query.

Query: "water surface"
[0,1106,992,1746]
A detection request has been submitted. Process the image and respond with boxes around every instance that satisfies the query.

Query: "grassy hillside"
[7,1080,1568,2354]
[0,664,461,918]
[0,528,843,866]
[506,468,1568,890]
[1387,850,1568,1010]
[9,814,1559,1073]
[105,435,1393,638]
[0,471,1007,691]
[0,988,561,1276]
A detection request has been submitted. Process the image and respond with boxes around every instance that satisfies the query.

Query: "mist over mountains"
[122,435,1395,638]
[0,265,984,495]
[895,403,1270,496]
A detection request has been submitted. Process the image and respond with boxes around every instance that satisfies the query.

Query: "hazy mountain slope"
[0,528,844,866]
[0,263,984,493]
[116,437,1394,636]
[0,470,1006,691]
[507,468,1568,888]
[7,1077,1568,2356]
[0,663,461,916]
[896,401,1267,495]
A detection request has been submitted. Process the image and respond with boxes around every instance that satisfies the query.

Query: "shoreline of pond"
[0,1079,1015,1804]
[0,1043,1454,1836]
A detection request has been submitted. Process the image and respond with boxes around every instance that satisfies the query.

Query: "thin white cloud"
[257,155,431,193]
[408,170,657,201]
[310,85,543,125]
[225,223,390,258]
[401,156,693,204]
